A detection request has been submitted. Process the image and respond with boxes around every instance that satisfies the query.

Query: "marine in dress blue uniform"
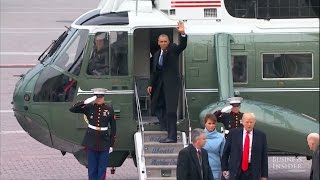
[214,97,244,137]
[70,88,116,180]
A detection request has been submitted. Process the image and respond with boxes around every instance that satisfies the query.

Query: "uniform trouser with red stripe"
[87,149,109,180]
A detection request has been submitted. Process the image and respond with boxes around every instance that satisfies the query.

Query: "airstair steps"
[146,177,176,180]
[135,131,187,180]
[143,131,183,143]
[145,165,177,178]
[147,177,176,180]
[144,142,184,154]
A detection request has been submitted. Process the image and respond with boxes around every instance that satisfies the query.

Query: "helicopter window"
[224,0,319,18]
[54,29,89,75]
[87,31,128,76]
[87,32,110,76]
[33,67,77,102]
[262,53,312,79]
[232,55,247,83]
[110,31,128,76]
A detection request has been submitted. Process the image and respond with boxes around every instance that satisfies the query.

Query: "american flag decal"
[171,0,221,8]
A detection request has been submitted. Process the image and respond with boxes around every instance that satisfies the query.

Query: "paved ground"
[0,0,313,179]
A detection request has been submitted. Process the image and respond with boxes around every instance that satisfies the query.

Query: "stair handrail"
[134,81,145,158]
[182,76,192,145]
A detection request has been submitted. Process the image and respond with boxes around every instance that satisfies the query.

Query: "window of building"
[33,67,77,102]
[262,53,312,79]
[225,0,319,18]
[232,55,247,83]
[87,31,128,76]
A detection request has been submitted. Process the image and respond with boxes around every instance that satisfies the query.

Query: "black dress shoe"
[159,138,177,143]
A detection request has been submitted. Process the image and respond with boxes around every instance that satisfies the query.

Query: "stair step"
[144,153,179,166]
[146,165,176,169]
[144,153,179,158]
[146,165,177,178]
[144,131,183,143]
[147,177,176,180]
[144,142,184,154]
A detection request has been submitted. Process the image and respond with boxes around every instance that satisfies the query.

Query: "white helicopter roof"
[71,0,319,34]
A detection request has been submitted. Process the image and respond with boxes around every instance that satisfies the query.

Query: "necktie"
[158,51,163,66]
[242,131,250,171]
[197,150,202,165]
[197,150,203,179]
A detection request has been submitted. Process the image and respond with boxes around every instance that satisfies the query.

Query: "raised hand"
[177,20,185,34]
[84,96,97,104]
[221,105,232,113]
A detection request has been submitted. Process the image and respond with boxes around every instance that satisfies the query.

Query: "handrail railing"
[134,82,145,157]
[182,76,192,145]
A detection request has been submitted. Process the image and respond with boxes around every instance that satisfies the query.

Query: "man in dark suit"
[69,88,116,180]
[176,128,214,180]
[307,133,319,180]
[147,21,187,143]
[222,113,268,180]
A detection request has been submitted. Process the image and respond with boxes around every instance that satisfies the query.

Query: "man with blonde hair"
[222,113,268,180]
[307,133,319,180]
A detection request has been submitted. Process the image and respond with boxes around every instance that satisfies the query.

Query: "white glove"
[221,105,232,113]
[109,147,113,154]
[224,129,230,134]
[84,96,97,104]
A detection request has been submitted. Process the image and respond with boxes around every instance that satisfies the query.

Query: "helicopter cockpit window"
[33,67,77,102]
[232,55,247,83]
[87,31,128,76]
[262,53,313,79]
[110,31,128,76]
[54,29,89,76]
[87,32,110,76]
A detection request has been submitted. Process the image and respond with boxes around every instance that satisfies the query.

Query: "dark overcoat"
[176,144,214,180]
[221,128,268,180]
[310,146,319,180]
[149,35,187,114]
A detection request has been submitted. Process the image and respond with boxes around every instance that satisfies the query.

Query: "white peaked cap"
[227,97,243,104]
[95,33,106,40]
[92,88,108,95]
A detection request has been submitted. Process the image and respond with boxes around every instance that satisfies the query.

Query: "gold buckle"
[96,127,101,131]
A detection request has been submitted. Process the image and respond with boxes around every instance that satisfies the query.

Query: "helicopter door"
[76,30,136,151]
[133,28,187,122]
[184,35,218,121]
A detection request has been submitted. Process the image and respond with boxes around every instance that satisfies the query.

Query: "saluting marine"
[70,88,116,180]
[214,97,244,137]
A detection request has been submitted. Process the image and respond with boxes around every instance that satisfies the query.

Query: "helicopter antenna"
[135,0,138,16]
[64,26,71,31]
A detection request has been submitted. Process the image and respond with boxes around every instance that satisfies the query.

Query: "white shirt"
[242,129,253,162]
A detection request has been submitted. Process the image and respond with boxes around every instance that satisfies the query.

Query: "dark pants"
[167,112,177,140]
[87,148,109,180]
[155,85,167,131]
[239,163,252,180]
